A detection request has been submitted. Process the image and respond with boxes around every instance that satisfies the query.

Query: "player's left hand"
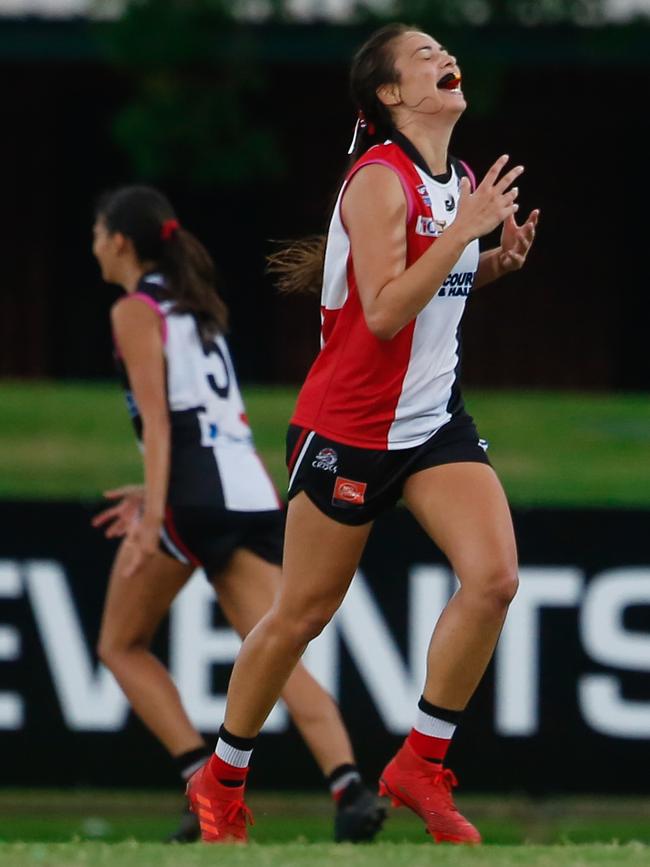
[123,514,161,578]
[92,485,144,538]
[498,208,540,272]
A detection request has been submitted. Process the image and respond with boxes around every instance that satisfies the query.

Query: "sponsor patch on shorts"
[332,476,367,506]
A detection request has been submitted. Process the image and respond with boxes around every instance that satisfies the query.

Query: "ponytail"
[266,236,325,297]
[160,227,228,339]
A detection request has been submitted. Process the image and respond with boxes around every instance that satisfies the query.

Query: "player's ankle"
[209,724,256,786]
[406,696,462,763]
[327,763,362,803]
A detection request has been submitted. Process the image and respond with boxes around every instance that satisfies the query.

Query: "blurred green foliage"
[390,0,605,27]
[97,0,284,186]
[98,0,605,186]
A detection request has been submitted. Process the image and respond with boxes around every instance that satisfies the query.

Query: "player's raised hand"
[454,155,524,242]
[91,484,144,538]
[499,208,540,272]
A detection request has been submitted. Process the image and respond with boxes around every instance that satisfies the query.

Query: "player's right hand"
[91,484,144,538]
[454,155,524,242]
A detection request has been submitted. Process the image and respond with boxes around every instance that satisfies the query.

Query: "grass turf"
[2,791,649,865]
[2,842,650,867]
[2,790,650,846]
[2,381,650,506]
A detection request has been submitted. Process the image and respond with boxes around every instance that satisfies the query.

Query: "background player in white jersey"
[187,24,539,844]
[90,185,386,843]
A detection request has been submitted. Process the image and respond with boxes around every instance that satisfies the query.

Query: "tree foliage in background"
[387,0,605,27]
[246,0,606,25]
[97,0,606,187]
[97,0,284,187]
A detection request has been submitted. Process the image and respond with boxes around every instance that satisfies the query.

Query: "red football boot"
[379,741,481,844]
[186,763,254,843]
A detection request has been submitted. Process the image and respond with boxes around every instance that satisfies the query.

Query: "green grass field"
[2,381,650,506]
[2,842,649,867]
[1,790,650,866]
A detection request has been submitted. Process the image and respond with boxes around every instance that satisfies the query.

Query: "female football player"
[187,23,538,845]
[91,185,386,843]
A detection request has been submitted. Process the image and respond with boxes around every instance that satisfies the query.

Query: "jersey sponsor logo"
[416,216,447,238]
[312,447,338,473]
[444,194,456,212]
[416,184,432,207]
[438,271,475,297]
[332,476,367,506]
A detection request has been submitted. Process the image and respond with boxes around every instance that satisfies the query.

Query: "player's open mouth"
[437,72,462,93]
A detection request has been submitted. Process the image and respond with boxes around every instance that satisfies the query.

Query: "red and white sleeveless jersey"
[291,141,480,450]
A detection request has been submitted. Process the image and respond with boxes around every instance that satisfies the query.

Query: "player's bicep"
[341,165,408,315]
[111,299,168,426]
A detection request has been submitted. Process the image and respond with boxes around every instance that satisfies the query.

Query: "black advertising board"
[0,502,649,792]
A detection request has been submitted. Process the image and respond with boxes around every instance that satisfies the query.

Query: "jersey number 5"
[202,341,230,399]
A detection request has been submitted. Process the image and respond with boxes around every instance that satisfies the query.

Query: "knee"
[96,631,147,669]
[96,635,116,669]
[484,565,519,609]
[271,605,336,648]
[464,564,519,612]
[291,610,334,645]
[494,568,519,607]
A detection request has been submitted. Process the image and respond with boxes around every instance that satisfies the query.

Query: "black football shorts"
[160,505,285,577]
[286,414,490,526]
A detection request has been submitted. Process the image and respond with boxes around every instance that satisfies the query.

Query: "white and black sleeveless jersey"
[114,273,280,512]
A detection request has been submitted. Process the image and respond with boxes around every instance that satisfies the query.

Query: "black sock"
[173,746,210,783]
[327,763,362,802]
[218,723,257,752]
[417,696,463,725]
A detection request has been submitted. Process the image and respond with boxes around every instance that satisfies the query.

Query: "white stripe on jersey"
[213,444,278,511]
[386,166,478,447]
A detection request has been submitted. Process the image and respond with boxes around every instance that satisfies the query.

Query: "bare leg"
[403,462,518,710]
[213,548,354,776]
[223,493,373,738]
[97,541,201,755]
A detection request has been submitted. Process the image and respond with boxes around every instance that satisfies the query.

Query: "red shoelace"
[223,799,255,827]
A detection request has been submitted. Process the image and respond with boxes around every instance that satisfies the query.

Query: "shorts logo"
[333,476,367,506]
[312,447,338,473]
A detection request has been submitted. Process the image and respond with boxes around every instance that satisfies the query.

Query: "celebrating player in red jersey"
[187,23,539,844]
[91,186,385,843]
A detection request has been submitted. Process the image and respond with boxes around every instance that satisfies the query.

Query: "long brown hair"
[267,23,412,296]
[97,185,228,339]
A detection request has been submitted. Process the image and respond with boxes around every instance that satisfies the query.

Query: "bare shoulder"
[111,294,159,330]
[342,163,407,226]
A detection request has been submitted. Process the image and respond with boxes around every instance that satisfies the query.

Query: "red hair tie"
[358,111,376,136]
[161,219,180,241]
[348,111,377,154]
